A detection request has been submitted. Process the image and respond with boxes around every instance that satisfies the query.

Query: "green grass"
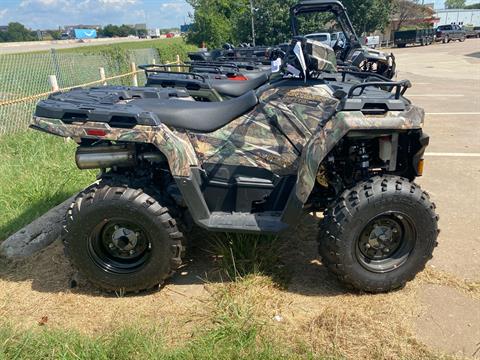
[0,131,95,241]
[0,322,312,360]
[0,38,197,134]
[208,233,289,285]
[0,277,318,360]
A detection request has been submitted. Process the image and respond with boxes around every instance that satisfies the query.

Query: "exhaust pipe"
[75,145,166,170]
[75,146,136,170]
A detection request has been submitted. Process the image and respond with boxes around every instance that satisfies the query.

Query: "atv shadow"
[0,213,348,298]
[466,51,480,59]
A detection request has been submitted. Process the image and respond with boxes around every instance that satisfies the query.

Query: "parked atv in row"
[188,0,397,80]
[139,61,273,101]
[31,0,438,294]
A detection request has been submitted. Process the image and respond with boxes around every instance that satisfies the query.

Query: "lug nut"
[109,243,115,249]
[130,250,135,255]
[365,244,371,249]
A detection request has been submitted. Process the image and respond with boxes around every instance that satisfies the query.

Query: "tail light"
[227,74,248,81]
[86,129,107,137]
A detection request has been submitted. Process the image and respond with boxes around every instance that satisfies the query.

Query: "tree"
[236,0,297,46]
[98,24,136,38]
[186,0,394,47]
[392,0,434,31]
[47,30,62,40]
[445,0,466,9]
[0,22,36,43]
[465,2,480,8]
[186,0,249,48]
[342,0,393,34]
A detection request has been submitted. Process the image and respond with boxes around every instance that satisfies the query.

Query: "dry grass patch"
[419,266,480,299]
[0,214,468,359]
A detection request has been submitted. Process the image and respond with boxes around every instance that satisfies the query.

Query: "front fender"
[294,105,425,204]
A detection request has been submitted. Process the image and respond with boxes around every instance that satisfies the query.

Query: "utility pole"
[249,0,256,46]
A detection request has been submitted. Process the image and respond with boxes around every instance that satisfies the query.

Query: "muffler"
[75,145,136,170]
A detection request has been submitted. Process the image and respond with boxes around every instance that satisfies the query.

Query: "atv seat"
[146,71,268,98]
[209,73,268,97]
[130,90,258,132]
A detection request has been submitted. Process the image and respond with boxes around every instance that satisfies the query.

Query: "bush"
[62,38,197,64]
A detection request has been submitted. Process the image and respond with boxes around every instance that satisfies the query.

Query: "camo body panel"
[295,105,425,202]
[32,116,198,177]
[190,84,339,176]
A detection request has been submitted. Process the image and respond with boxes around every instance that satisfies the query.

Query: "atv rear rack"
[139,64,209,82]
[218,56,271,65]
[186,61,261,71]
[139,64,228,77]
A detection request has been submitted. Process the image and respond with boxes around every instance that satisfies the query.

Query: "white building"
[436,9,480,26]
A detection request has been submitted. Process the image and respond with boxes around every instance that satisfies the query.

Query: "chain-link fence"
[0,48,163,135]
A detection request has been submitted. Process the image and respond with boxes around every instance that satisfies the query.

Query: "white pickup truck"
[305,32,346,48]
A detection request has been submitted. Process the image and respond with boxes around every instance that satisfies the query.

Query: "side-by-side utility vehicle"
[31,0,439,293]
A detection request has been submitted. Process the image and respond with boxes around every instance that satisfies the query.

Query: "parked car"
[474,26,480,38]
[165,32,175,39]
[364,35,380,48]
[305,32,345,48]
[463,25,479,38]
[394,28,435,48]
[435,24,466,43]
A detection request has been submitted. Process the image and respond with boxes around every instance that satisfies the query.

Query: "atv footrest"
[200,212,289,233]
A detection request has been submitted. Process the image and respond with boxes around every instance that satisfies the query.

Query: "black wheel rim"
[88,219,152,274]
[356,212,416,273]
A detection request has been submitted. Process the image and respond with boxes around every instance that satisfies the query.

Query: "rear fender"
[31,116,198,177]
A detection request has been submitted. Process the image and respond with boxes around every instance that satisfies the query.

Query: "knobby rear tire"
[63,182,183,293]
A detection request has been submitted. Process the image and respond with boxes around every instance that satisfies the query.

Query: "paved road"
[393,39,480,280]
[0,37,166,54]
[392,39,480,358]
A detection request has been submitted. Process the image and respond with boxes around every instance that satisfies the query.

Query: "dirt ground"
[0,40,479,359]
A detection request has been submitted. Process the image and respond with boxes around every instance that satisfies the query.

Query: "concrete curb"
[0,196,76,258]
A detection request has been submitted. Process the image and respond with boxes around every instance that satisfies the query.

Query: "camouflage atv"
[31,11,438,296]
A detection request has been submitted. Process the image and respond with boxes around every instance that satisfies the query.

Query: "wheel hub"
[111,227,138,251]
[359,217,403,261]
[94,220,150,264]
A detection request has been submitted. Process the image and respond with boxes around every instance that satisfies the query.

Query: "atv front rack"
[347,80,412,100]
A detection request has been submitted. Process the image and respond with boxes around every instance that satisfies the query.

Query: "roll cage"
[290,0,361,58]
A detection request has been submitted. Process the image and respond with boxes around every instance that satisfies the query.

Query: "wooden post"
[48,75,59,91]
[176,54,181,72]
[99,67,106,86]
[152,58,156,65]
[130,62,138,87]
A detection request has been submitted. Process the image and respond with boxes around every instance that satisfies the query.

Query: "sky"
[0,0,193,30]
[0,0,478,30]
